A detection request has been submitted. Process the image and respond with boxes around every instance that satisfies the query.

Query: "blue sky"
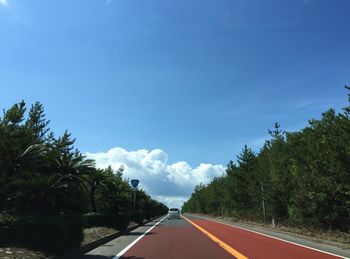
[1,0,349,207]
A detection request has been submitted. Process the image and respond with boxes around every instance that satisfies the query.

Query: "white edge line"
[187,214,349,259]
[113,216,167,259]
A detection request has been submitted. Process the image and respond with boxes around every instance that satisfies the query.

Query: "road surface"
[81,214,350,259]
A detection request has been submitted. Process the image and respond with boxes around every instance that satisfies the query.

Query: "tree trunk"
[90,186,97,213]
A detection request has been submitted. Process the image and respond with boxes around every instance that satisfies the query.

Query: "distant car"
[168,208,181,219]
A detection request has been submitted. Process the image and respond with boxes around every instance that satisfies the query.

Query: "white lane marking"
[113,216,167,259]
[187,214,349,259]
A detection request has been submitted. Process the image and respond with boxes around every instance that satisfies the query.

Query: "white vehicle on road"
[168,208,181,219]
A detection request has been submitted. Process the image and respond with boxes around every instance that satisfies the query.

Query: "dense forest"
[183,86,350,232]
[0,101,167,254]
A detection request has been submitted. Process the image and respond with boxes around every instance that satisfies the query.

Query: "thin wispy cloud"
[207,96,241,112]
[293,99,316,109]
[293,97,347,111]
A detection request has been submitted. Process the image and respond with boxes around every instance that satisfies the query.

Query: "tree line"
[182,86,350,232]
[0,101,168,253]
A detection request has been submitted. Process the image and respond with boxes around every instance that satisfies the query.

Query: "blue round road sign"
[131,179,139,188]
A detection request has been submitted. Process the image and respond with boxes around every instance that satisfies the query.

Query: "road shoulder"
[79,217,165,258]
[186,213,350,259]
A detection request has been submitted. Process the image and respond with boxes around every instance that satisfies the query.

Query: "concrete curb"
[49,218,157,259]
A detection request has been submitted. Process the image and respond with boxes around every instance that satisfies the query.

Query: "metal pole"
[133,190,136,213]
[260,181,266,224]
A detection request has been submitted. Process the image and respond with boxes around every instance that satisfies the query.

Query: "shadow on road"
[126,231,155,236]
[77,254,145,259]
[142,223,154,227]
[77,255,113,259]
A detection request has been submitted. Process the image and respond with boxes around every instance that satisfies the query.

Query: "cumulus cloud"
[153,195,189,209]
[85,147,226,208]
[0,0,8,6]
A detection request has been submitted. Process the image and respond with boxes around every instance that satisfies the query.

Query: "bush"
[82,212,129,230]
[0,214,83,254]
[82,212,105,228]
[131,212,144,224]
[104,213,129,230]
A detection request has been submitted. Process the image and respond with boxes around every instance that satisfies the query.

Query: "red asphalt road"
[121,218,233,259]
[121,216,344,259]
[189,216,344,259]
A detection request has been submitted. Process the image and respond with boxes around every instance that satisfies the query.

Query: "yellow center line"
[182,215,248,259]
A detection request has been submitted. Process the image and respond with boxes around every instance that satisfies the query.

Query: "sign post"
[131,179,139,213]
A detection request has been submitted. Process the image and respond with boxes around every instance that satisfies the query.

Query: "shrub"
[0,214,83,254]
[104,213,129,230]
[82,212,129,230]
[131,212,144,224]
[82,212,105,228]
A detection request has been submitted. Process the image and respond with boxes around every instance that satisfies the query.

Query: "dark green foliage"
[82,212,105,228]
[104,213,129,230]
[183,86,350,232]
[0,214,83,254]
[82,212,129,230]
[131,212,145,224]
[25,102,50,143]
[0,101,168,254]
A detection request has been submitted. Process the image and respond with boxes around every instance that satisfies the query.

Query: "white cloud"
[0,0,8,6]
[153,195,189,209]
[85,147,226,208]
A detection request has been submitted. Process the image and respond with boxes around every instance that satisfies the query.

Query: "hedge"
[0,214,83,254]
[82,212,129,230]
[131,212,145,224]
